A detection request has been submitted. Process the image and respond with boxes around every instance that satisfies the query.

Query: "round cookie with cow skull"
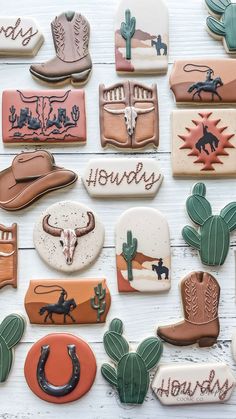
[33,201,104,273]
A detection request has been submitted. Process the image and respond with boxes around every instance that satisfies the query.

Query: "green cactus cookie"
[120,9,136,60]
[90,282,106,322]
[0,314,25,382]
[182,182,236,266]
[122,231,137,282]
[101,318,163,404]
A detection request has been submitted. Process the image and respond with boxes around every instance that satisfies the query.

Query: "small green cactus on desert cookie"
[101,318,163,405]
[90,282,106,322]
[182,182,236,266]
[122,230,137,282]
[120,9,136,60]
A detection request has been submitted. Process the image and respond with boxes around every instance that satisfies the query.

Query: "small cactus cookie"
[101,318,163,404]
[182,183,236,266]
[205,0,236,54]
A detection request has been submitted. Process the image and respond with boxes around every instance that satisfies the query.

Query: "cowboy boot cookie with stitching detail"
[157,271,220,347]
[30,11,92,86]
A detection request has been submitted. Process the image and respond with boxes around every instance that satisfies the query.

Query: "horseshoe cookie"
[24,333,97,403]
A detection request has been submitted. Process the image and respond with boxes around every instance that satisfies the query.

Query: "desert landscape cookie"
[157,271,220,347]
[0,314,25,382]
[24,333,96,404]
[83,158,163,198]
[0,17,44,56]
[152,363,236,405]
[170,59,236,104]
[30,11,92,86]
[205,0,236,54]
[0,223,17,289]
[182,183,236,266]
[34,201,104,273]
[0,150,77,211]
[115,0,168,74]
[100,81,159,149]
[25,279,111,324]
[2,89,86,145]
[116,207,171,293]
[101,318,163,405]
[172,109,236,177]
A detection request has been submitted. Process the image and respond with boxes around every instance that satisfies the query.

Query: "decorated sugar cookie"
[25,279,111,324]
[172,109,236,177]
[116,207,171,293]
[101,318,163,405]
[33,201,104,273]
[0,223,17,289]
[182,183,236,266]
[152,363,236,405]
[157,272,220,347]
[83,158,163,198]
[115,0,168,74]
[24,333,96,403]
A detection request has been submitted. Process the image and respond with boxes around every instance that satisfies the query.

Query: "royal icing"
[0,223,17,289]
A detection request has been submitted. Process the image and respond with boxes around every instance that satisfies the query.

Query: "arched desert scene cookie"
[33,201,104,273]
[0,223,17,289]
[116,207,171,292]
[25,279,111,324]
[115,0,168,74]
[24,333,97,403]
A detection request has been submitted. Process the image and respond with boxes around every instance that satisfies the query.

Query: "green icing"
[120,9,136,60]
[206,1,236,52]
[122,231,137,282]
[90,282,106,322]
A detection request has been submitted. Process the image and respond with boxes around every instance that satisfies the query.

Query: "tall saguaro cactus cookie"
[120,9,136,59]
[122,231,137,282]
[101,318,163,404]
[182,182,236,266]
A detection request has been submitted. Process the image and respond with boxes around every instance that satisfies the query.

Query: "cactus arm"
[122,231,138,282]
[182,226,201,251]
[103,331,129,363]
[0,314,25,348]
[192,183,206,197]
[205,0,230,15]
[0,341,13,382]
[220,203,236,232]
[137,337,163,371]
[186,195,212,225]
[120,9,136,60]
[109,318,123,334]
[101,364,118,388]
[207,16,226,36]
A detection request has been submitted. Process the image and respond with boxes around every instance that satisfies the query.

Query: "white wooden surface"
[0,0,236,418]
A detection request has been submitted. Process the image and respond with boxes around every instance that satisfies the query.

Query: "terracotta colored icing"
[101,318,163,404]
[157,271,220,347]
[83,158,163,197]
[0,151,77,211]
[2,89,86,144]
[100,81,159,149]
[152,363,236,405]
[172,109,236,177]
[116,207,171,293]
[30,12,92,86]
[182,183,236,266]
[25,279,111,324]
[33,201,104,273]
[115,0,168,74]
[0,223,17,289]
[24,333,97,403]
[0,17,44,56]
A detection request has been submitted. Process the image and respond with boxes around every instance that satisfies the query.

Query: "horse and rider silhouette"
[152,258,169,280]
[195,124,219,155]
[151,35,167,56]
[188,69,223,102]
[39,289,77,324]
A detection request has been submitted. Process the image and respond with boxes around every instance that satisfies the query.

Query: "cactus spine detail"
[122,230,137,282]
[120,9,136,60]
[182,182,236,266]
[90,282,106,322]
[101,318,163,404]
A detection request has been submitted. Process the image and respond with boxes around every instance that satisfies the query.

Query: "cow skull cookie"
[116,207,171,292]
[115,0,168,74]
[33,201,105,273]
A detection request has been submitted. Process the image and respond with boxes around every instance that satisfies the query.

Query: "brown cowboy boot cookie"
[157,271,220,347]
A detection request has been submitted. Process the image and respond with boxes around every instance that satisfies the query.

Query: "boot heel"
[71,69,91,86]
[198,337,217,347]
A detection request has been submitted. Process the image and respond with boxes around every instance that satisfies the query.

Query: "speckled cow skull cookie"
[33,201,104,273]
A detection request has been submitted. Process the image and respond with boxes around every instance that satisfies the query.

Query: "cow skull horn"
[135,106,155,114]
[0,251,15,257]
[49,91,70,103]
[75,212,95,237]
[104,106,125,115]
[17,90,38,103]
[42,215,63,237]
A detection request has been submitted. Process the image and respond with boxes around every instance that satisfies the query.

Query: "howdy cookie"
[152,363,236,405]
[0,17,44,56]
[24,333,96,403]
[83,158,163,198]
[0,223,17,289]
[172,109,236,177]
[2,89,86,145]
[30,11,92,86]
[115,0,168,74]
[33,201,104,273]
[100,81,159,149]
[25,279,111,324]
[116,207,171,293]
[157,271,220,347]
[101,318,163,404]
[182,183,236,266]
